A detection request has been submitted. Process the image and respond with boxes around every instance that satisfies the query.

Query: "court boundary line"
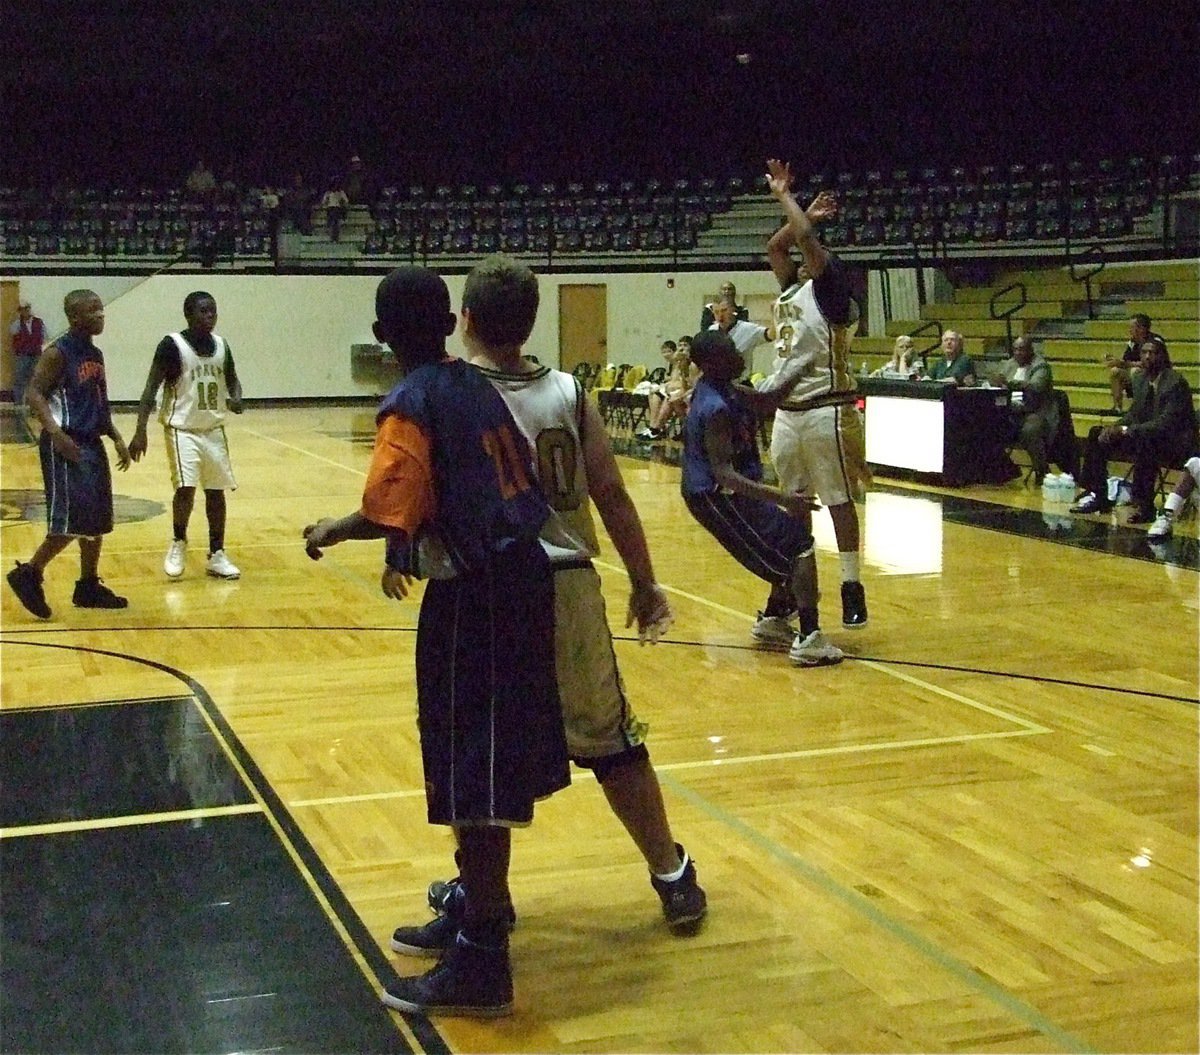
[5,625,1194,705]
[0,639,449,1055]
[0,803,261,839]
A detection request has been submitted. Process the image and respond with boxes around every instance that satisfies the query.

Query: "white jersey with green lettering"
[159,332,228,431]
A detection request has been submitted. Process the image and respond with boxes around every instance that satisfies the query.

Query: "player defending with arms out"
[754,159,870,641]
[302,267,569,1018]
[393,255,704,959]
[6,290,131,619]
[128,292,243,580]
[683,328,844,667]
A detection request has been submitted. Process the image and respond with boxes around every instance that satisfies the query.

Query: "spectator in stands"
[1071,338,1197,522]
[870,335,917,378]
[260,186,282,262]
[989,336,1058,484]
[343,154,373,207]
[1148,455,1200,538]
[637,340,698,441]
[1104,313,1162,413]
[320,180,350,242]
[185,159,216,201]
[283,172,314,235]
[928,330,976,385]
[700,281,749,331]
[10,299,45,413]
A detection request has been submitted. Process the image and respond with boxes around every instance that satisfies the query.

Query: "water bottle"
[1042,473,1061,505]
[1058,473,1075,503]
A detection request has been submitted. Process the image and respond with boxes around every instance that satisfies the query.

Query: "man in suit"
[1071,337,1197,522]
[990,336,1059,484]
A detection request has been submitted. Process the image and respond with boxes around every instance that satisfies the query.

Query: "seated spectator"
[343,154,373,207]
[186,159,216,201]
[928,330,976,385]
[1105,313,1162,413]
[1148,455,1200,538]
[320,181,350,242]
[870,334,917,378]
[988,336,1058,483]
[637,339,698,440]
[283,172,314,235]
[1071,338,1197,521]
[700,281,750,331]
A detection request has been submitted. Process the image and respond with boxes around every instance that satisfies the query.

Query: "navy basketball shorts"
[415,537,569,827]
[684,488,813,587]
[39,433,114,537]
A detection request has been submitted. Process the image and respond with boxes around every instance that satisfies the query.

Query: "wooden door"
[1,280,19,399]
[558,283,607,374]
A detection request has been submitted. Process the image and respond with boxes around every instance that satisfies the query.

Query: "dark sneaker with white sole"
[382,933,513,1018]
[7,561,51,619]
[650,843,707,931]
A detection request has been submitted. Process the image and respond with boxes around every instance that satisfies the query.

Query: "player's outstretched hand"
[765,158,793,199]
[302,518,339,560]
[380,568,414,600]
[805,190,839,223]
[626,581,674,645]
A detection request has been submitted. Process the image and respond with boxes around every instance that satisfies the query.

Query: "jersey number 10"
[481,424,533,499]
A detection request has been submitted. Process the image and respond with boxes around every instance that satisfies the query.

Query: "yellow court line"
[292,787,427,808]
[0,802,261,839]
[595,556,1051,734]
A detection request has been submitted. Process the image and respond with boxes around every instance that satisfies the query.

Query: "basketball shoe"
[751,611,796,649]
[7,561,51,619]
[72,578,128,609]
[789,630,844,667]
[205,550,240,579]
[840,581,868,628]
[164,539,186,578]
[382,932,513,1018]
[650,843,707,930]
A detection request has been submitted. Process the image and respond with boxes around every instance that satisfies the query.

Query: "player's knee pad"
[579,743,650,785]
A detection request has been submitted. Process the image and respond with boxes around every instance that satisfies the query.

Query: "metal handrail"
[1068,243,1106,319]
[909,319,943,371]
[988,281,1028,352]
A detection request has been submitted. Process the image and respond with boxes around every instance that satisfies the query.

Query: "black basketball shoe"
[650,843,707,931]
[73,577,128,609]
[841,581,868,628]
[7,561,51,619]
[382,933,513,1018]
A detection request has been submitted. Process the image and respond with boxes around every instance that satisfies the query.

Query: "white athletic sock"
[1164,492,1185,517]
[839,552,861,583]
[654,850,689,883]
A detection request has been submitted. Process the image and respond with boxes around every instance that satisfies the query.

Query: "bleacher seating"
[0,154,1196,266]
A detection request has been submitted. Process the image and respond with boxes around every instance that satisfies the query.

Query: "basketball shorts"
[415,538,569,827]
[39,432,113,538]
[552,562,646,762]
[683,488,813,587]
[771,403,869,507]
[164,426,237,490]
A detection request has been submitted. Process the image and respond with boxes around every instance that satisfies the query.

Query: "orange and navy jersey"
[46,332,110,439]
[367,358,549,575]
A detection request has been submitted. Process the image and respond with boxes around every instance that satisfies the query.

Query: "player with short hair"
[6,290,132,619]
[683,327,844,667]
[302,266,569,1019]
[129,292,244,580]
[392,255,705,960]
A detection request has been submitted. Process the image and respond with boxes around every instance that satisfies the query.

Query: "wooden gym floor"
[1,404,1196,1055]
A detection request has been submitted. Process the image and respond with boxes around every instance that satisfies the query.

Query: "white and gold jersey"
[474,363,600,562]
[159,332,229,431]
[769,280,856,410]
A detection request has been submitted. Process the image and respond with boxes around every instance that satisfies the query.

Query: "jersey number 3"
[481,424,533,499]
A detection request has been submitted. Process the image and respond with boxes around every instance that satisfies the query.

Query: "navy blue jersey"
[682,377,762,495]
[376,358,550,574]
[47,332,111,440]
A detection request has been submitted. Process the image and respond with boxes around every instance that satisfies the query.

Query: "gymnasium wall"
[11,269,790,402]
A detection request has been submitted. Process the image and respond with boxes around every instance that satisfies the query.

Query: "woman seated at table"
[871,335,920,378]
